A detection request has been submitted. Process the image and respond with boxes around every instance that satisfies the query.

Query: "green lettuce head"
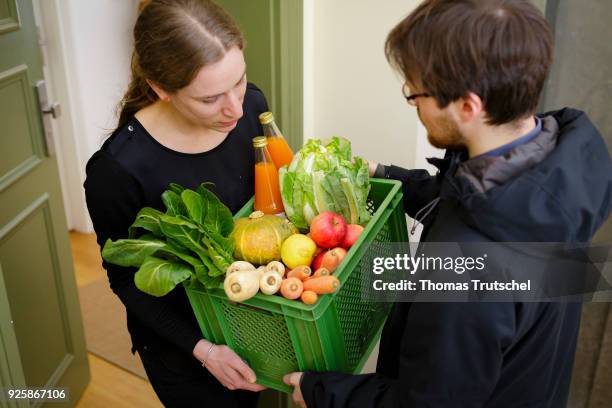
[279,136,371,230]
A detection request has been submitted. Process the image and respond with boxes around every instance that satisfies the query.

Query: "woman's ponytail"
[116,53,158,130]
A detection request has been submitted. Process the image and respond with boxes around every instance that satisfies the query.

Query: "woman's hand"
[283,372,306,407]
[193,339,266,392]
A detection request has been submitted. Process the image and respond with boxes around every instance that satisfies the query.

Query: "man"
[283,0,612,406]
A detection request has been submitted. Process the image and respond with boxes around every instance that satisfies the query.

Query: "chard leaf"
[197,184,234,237]
[162,191,188,217]
[168,183,186,196]
[102,238,166,267]
[200,255,219,276]
[134,256,192,297]
[181,189,205,224]
[159,215,207,258]
[204,229,235,259]
[192,263,208,284]
[195,264,217,287]
[102,183,234,295]
[202,236,231,274]
[129,207,164,238]
[163,239,204,268]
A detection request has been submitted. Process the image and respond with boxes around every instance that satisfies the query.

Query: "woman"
[84,0,267,406]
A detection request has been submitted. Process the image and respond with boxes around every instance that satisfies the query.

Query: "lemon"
[281,234,317,269]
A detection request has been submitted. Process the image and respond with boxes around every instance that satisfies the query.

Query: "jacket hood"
[438,109,612,242]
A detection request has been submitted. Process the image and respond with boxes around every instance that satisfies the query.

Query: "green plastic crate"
[184,178,408,392]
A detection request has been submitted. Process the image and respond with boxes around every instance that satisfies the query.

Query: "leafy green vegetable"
[102,183,235,296]
[102,237,166,267]
[128,207,164,238]
[134,256,193,297]
[197,184,234,237]
[162,190,188,217]
[181,189,205,224]
[279,136,371,230]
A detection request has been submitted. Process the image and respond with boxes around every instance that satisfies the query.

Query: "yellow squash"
[231,211,298,265]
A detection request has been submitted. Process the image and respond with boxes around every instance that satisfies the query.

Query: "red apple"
[320,247,347,273]
[309,211,347,249]
[341,224,364,249]
[312,251,326,270]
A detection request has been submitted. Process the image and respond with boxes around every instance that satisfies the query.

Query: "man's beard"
[419,109,465,150]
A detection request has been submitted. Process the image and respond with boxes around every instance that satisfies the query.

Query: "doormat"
[78,277,147,379]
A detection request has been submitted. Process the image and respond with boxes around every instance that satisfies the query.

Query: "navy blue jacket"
[301,109,612,407]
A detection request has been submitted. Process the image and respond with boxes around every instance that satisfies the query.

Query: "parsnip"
[260,271,282,295]
[224,270,260,302]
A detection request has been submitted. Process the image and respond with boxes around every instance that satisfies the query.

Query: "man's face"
[406,83,465,150]
[418,104,464,150]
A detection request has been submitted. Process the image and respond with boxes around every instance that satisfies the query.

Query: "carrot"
[310,267,331,279]
[301,290,318,305]
[280,277,304,300]
[320,247,347,273]
[287,265,312,280]
[303,276,340,294]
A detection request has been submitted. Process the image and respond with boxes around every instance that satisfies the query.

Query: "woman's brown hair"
[116,0,244,131]
[385,0,553,126]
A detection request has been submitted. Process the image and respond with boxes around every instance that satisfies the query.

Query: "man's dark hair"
[385,0,553,125]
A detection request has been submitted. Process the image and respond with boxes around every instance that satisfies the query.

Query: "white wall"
[38,0,138,232]
[62,0,137,149]
[305,0,439,172]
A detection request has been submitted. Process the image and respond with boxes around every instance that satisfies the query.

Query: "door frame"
[31,0,98,233]
[276,0,303,151]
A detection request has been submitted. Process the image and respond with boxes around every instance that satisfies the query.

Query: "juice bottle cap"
[259,112,274,125]
[252,136,268,147]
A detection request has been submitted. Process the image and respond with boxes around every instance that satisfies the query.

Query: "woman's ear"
[146,79,171,102]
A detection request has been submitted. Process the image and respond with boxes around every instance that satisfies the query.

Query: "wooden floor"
[70,231,163,408]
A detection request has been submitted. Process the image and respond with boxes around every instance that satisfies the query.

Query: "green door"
[0,1,89,407]
[216,0,304,151]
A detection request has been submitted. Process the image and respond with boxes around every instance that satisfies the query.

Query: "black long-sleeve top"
[84,83,268,355]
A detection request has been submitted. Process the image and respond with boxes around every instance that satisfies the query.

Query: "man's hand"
[368,160,379,177]
[283,372,306,407]
[193,339,267,392]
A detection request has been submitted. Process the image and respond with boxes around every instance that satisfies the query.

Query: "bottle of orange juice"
[259,112,294,169]
[253,136,284,215]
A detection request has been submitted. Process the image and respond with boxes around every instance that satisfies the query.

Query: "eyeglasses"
[402,83,431,106]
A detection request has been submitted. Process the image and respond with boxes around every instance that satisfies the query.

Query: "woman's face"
[171,46,247,133]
